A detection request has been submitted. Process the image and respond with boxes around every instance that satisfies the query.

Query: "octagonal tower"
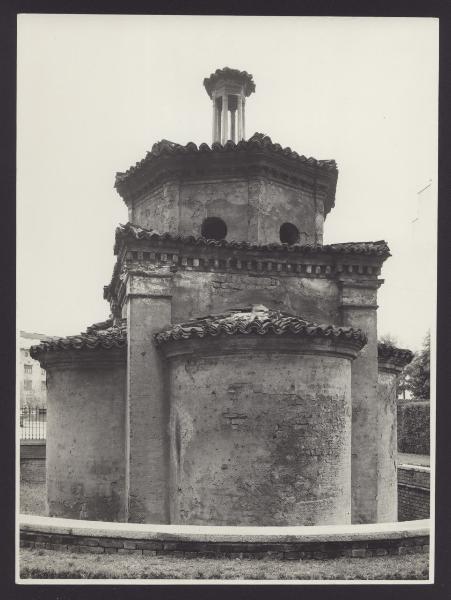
[31,67,396,526]
[115,69,337,247]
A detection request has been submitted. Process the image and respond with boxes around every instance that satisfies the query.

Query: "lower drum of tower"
[165,341,353,526]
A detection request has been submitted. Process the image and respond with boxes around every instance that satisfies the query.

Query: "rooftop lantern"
[203,67,256,145]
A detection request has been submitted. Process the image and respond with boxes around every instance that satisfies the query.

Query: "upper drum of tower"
[114,67,338,245]
[203,67,256,98]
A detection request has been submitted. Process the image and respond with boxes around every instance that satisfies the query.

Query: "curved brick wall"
[44,350,127,521]
[161,335,358,526]
[376,346,413,523]
[19,515,430,560]
[376,368,399,522]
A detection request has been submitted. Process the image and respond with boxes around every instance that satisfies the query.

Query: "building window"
[24,365,32,375]
[41,368,46,376]
[279,222,300,245]
[41,381,46,391]
[24,351,29,357]
[201,217,227,241]
[24,380,32,391]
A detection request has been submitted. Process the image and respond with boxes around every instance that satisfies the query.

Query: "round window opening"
[201,217,227,241]
[280,222,300,245]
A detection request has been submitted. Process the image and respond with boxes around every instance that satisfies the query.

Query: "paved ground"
[398,453,430,467]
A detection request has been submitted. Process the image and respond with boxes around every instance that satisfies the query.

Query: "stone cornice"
[104,224,390,306]
[340,304,379,310]
[377,342,413,373]
[338,279,385,290]
[203,67,256,98]
[114,134,338,214]
[37,349,126,370]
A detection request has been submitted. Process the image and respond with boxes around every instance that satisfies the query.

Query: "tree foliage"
[398,332,430,400]
[379,333,398,346]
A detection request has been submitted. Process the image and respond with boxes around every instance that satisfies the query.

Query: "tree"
[400,331,430,400]
[379,333,398,346]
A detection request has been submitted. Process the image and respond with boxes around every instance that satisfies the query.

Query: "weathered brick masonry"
[20,441,46,484]
[20,446,431,522]
[156,307,365,526]
[398,466,430,521]
[376,343,414,522]
[20,516,430,560]
[33,335,127,522]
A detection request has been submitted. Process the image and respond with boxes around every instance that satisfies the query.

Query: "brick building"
[31,67,412,526]
[19,331,50,408]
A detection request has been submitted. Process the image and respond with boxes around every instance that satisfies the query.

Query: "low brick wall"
[20,516,429,560]
[20,441,46,484]
[398,465,430,521]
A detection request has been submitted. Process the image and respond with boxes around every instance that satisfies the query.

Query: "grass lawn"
[20,548,429,581]
[20,482,46,516]
[398,453,430,467]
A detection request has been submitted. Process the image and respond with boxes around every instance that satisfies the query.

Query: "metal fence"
[20,406,47,440]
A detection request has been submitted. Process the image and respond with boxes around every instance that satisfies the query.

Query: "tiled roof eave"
[114,134,338,193]
[113,223,391,259]
[155,325,367,347]
[154,307,367,349]
[377,342,413,368]
[30,321,127,359]
[203,67,256,98]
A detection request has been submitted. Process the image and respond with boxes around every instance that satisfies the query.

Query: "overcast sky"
[17,15,438,352]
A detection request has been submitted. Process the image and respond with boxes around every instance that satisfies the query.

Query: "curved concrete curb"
[20,515,430,560]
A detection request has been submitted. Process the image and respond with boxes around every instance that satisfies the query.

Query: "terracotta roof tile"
[30,319,127,358]
[115,132,337,188]
[154,305,367,348]
[114,222,391,258]
[203,67,256,98]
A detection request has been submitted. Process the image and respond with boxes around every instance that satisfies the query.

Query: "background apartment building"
[19,331,51,407]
